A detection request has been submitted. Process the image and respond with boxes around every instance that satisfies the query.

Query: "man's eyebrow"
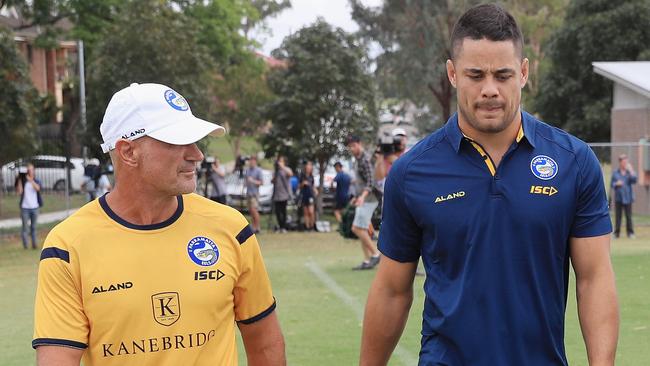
[495,68,516,74]
[464,68,484,73]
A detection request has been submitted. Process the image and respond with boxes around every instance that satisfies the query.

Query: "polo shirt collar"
[445,110,537,153]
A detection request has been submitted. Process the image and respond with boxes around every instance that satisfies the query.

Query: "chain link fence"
[588,141,650,217]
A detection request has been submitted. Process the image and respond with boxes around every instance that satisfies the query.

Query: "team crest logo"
[151,292,180,326]
[187,236,219,266]
[530,155,558,180]
[164,89,189,111]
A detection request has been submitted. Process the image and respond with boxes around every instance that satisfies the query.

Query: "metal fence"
[588,141,650,216]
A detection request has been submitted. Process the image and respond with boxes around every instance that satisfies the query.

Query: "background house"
[593,61,650,215]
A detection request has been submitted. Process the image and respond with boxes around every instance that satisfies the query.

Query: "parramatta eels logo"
[164,89,189,111]
[530,155,558,180]
[187,236,219,266]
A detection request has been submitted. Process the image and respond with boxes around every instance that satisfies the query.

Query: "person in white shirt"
[15,163,42,249]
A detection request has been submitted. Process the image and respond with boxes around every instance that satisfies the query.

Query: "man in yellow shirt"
[33,83,286,366]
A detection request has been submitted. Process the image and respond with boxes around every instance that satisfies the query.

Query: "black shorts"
[335,198,347,210]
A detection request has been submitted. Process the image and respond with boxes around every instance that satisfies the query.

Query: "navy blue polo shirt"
[378,111,611,366]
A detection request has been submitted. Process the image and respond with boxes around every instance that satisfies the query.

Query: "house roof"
[592,61,650,99]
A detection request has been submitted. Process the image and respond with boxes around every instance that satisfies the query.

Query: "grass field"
[0,193,88,220]
[1,222,648,365]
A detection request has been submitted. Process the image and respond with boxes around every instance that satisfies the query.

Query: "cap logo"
[121,128,146,139]
[164,89,189,111]
[530,155,558,180]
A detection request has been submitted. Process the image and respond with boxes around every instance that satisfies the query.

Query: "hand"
[355,195,365,207]
[615,180,623,187]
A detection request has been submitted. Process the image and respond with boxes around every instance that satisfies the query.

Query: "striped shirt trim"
[40,247,70,263]
[236,225,255,245]
[237,300,277,324]
[32,338,87,350]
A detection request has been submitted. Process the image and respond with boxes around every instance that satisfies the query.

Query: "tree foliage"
[85,0,216,157]
[351,0,480,124]
[214,54,275,157]
[263,20,377,186]
[535,0,650,142]
[503,0,568,108]
[0,26,39,166]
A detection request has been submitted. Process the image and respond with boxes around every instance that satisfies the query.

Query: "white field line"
[305,261,418,366]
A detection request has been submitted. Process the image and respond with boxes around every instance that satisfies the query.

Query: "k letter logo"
[152,292,181,326]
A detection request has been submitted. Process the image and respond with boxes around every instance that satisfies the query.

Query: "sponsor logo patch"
[434,191,466,204]
[92,281,133,294]
[530,185,558,196]
[530,155,558,180]
[187,236,219,266]
[151,292,180,326]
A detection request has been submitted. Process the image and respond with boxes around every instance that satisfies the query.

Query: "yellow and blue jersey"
[378,111,612,365]
[33,193,275,366]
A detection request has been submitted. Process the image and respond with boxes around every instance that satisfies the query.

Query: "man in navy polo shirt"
[360,4,619,366]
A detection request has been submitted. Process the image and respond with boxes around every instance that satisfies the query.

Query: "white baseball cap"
[392,127,407,137]
[100,83,226,153]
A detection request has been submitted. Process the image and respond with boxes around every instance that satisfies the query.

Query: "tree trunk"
[316,156,328,215]
[428,74,454,123]
[231,136,242,160]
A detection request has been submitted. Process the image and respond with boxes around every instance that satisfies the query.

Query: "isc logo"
[530,185,558,196]
[194,270,225,282]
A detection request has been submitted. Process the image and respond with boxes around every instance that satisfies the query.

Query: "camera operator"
[209,157,227,204]
[374,128,408,192]
[272,156,293,233]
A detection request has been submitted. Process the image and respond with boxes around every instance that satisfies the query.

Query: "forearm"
[576,268,619,365]
[245,337,286,366]
[360,282,413,366]
[240,312,286,366]
[37,345,83,366]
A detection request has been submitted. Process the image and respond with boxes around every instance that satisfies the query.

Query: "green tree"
[535,0,650,142]
[503,0,569,108]
[0,26,41,216]
[214,55,275,158]
[351,0,480,124]
[85,0,215,157]
[263,20,377,200]
[0,26,39,166]
[208,0,291,158]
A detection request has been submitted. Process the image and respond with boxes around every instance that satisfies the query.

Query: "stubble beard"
[459,101,519,135]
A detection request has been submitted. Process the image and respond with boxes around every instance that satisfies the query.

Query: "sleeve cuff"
[32,338,87,350]
[237,299,276,325]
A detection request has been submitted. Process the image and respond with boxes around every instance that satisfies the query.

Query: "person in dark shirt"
[611,154,637,238]
[299,161,317,231]
[331,162,351,223]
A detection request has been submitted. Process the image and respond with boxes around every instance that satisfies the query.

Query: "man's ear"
[446,59,457,88]
[520,57,529,89]
[114,139,139,168]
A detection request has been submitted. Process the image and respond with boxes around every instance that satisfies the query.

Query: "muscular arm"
[238,311,286,366]
[360,256,417,366]
[36,346,83,366]
[570,234,619,366]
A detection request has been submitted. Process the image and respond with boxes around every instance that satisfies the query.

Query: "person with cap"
[81,158,102,202]
[611,154,637,239]
[346,135,381,270]
[361,4,618,365]
[32,83,286,366]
